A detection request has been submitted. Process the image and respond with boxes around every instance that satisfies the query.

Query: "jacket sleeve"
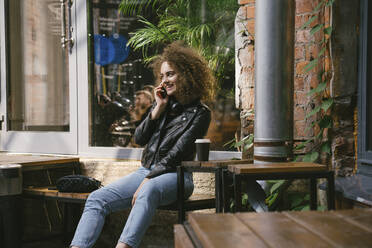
[146,107,211,179]
[133,104,158,146]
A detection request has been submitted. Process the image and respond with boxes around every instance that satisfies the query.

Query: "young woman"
[70,41,216,248]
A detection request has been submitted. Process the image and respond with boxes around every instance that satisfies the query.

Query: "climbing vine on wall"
[295,0,335,164]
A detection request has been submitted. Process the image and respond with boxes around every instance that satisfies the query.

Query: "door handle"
[60,0,74,51]
[0,115,4,130]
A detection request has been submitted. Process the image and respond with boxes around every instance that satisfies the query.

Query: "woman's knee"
[84,188,110,214]
[137,181,161,203]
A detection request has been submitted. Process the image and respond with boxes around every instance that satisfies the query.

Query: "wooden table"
[0,154,80,172]
[227,162,335,211]
[179,159,253,217]
[175,209,372,248]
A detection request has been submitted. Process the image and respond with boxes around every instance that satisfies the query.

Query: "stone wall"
[236,0,359,175]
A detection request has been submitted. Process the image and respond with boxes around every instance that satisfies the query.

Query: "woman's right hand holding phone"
[151,84,168,120]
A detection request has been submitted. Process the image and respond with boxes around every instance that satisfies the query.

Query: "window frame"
[357,0,372,168]
[76,0,241,160]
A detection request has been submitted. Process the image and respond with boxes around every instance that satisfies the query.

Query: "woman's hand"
[151,84,168,120]
[132,178,149,206]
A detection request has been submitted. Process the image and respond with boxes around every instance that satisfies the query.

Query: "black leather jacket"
[134,100,211,178]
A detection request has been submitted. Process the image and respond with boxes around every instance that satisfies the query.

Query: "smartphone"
[159,87,167,98]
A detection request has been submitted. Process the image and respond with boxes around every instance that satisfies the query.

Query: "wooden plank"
[283,210,372,247]
[236,212,331,248]
[0,154,79,171]
[229,162,327,174]
[201,159,254,168]
[188,213,269,248]
[332,209,372,233]
[174,224,194,248]
[0,154,79,165]
[23,187,90,200]
[181,159,253,168]
[181,161,202,167]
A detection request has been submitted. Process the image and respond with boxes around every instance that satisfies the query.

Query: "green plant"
[229,0,335,212]
[119,0,238,86]
[294,0,335,163]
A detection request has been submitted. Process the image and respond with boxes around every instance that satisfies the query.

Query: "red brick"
[295,76,305,91]
[295,45,305,60]
[306,44,320,60]
[296,0,320,14]
[294,106,306,121]
[295,15,303,29]
[296,60,313,74]
[309,74,320,90]
[294,91,308,105]
[246,6,255,19]
[296,29,311,43]
[246,19,255,35]
[239,0,255,5]
[294,120,308,138]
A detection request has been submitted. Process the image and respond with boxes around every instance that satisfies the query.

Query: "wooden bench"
[21,158,253,245]
[22,186,215,212]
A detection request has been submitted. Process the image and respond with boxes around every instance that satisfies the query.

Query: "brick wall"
[236,0,359,175]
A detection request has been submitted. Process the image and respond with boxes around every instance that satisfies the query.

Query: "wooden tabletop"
[0,154,79,171]
[228,162,328,174]
[187,209,372,248]
[181,159,253,168]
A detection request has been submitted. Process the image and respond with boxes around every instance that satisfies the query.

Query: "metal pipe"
[254,0,295,163]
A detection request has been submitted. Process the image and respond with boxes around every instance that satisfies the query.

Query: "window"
[87,0,241,153]
[0,0,77,154]
[0,0,241,158]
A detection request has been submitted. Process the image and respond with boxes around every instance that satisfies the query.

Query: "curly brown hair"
[150,41,217,105]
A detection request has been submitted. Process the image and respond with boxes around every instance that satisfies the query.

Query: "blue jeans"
[70,166,194,248]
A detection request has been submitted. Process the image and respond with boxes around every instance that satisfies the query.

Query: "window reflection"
[88,0,240,151]
[7,0,70,131]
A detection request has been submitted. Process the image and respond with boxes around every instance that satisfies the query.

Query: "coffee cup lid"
[195,139,211,143]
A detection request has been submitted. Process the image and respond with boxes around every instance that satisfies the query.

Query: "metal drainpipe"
[254,0,295,164]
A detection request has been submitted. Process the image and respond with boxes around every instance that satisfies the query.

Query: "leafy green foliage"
[224,133,253,152]
[304,58,318,73]
[119,0,239,85]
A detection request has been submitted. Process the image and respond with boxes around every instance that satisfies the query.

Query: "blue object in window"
[94,34,115,66]
[109,34,130,64]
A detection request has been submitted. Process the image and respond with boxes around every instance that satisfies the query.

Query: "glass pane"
[7,0,69,131]
[88,0,239,151]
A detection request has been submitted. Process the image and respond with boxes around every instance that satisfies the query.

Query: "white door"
[0,0,77,154]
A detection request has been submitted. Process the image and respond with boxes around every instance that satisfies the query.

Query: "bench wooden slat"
[23,187,215,211]
[23,187,90,201]
[229,162,327,174]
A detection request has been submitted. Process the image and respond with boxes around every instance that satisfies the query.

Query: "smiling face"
[160,61,178,96]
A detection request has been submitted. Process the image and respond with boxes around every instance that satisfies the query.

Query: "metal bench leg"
[310,178,317,210]
[177,166,185,224]
[233,174,242,213]
[215,168,222,213]
[327,171,335,210]
[222,169,231,213]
